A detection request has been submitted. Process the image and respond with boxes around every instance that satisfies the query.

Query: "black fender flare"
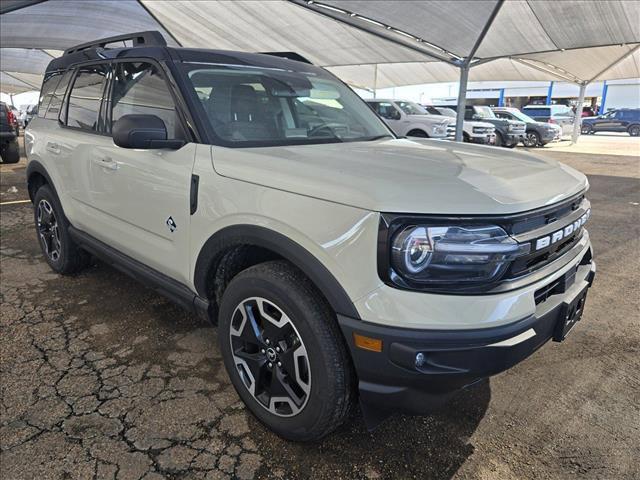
[26,160,57,202]
[193,224,361,319]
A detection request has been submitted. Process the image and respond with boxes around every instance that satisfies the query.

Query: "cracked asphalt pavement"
[1,141,639,479]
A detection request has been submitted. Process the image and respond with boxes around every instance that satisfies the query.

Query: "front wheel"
[218,261,354,441]
[629,125,640,137]
[522,131,541,147]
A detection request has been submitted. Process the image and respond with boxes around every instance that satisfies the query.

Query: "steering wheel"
[307,122,346,138]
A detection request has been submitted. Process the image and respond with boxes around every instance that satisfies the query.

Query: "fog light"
[415,352,426,367]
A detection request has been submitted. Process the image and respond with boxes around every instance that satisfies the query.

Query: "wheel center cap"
[266,347,277,362]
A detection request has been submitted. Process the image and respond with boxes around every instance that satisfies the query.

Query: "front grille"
[505,193,590,279]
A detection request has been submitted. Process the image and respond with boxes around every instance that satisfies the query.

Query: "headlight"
[507,124,514,132]
[388,224,530,290]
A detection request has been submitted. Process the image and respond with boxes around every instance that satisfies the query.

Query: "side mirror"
[113,114,184,149]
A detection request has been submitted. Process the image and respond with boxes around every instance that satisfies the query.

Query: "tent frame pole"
[571,82,587,144]
[454,65,469,142]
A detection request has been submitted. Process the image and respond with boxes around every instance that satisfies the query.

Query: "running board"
[68,226,212,323]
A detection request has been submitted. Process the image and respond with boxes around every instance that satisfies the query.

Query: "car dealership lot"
[1,140,639,479]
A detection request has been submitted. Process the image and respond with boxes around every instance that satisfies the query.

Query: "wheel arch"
[26,160,56,202]
[193,224,361,320]
[406,128,429,138]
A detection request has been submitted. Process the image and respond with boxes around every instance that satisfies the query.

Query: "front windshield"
[395,101,428,115]
[436,107,456,117]
[472,106,496,119]
[509,110,536,123]
[183,64,392,147]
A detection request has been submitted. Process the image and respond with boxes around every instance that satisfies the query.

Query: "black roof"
[46,31,320,76]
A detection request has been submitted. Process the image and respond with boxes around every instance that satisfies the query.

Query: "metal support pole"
[546,82,554,105]
[373,64,378,99]
[571,83,587,144]
[454,65,469,142]
[599,81,608,114]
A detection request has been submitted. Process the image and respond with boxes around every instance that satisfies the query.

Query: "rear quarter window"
[44,70,73,121]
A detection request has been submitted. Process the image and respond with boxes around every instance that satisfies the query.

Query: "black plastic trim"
[338,259,595,416]
[193,225,360,319]
[68,226,210,321]
[190,174,199,215]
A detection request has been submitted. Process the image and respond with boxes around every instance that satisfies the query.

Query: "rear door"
[82,60,195,283]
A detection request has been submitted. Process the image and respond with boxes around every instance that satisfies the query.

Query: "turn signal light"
[353,333,383,352]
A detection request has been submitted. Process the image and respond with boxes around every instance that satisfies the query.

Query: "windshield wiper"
[363,134,393,141]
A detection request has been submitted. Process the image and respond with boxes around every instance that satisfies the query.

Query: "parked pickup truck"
[27,31,596,441]
[366,99,454,139]
[493,107,561,147]
[0,101,20,163]
[438,105,526,148]
[425,106,496,144]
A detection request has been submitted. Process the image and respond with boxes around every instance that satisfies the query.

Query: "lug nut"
[275,346,281,352]
[265,339,270,345]
[277,361,282,367]
[268,362,273,368]
[261,349,266,354]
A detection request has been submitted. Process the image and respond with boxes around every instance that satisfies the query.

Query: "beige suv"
[26,32,596,441]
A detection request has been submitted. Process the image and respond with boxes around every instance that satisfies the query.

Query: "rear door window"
[66,65,109,132]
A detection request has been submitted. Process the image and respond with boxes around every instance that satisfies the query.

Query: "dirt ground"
[1,137,639,480]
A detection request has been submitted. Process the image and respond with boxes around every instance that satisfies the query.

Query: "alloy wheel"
[524,132,538,147]
[229,297,311,417]
[37,199,61,262]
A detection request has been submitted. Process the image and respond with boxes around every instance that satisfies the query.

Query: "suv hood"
[212,138,587,215]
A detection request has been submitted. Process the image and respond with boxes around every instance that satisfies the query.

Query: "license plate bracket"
[553,286,589,342]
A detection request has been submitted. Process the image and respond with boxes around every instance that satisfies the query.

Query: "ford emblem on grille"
[534,209,591,251]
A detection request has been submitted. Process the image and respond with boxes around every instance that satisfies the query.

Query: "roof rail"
[259,52,313,64]
[63,31,167,56]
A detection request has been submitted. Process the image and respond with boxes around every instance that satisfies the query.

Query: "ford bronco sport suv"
[26,32,596,442]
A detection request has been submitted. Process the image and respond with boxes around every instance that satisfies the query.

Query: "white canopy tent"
[1,0,639,141]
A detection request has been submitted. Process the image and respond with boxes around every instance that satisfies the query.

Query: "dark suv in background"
[581,108,640,136]
[1,101,20,164]
[493,107,561,147]
[439,105,525,148]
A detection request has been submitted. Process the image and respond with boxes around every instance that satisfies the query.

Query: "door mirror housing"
[112,114,185,149]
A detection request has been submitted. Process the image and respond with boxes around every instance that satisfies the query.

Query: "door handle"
[46,142,60,154]
[94,156,119,171]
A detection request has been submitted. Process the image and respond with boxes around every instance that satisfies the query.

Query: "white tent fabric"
[1,0,639,95]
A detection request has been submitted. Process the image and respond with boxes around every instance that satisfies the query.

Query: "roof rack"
[63,31,167,56]
[259,52,313,64]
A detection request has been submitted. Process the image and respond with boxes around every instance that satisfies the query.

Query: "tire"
[33,185,91,274]
[406,129,428,138]
[629,125,640,137]
[522,131,541,148]
[0,140,20,164]
[218,260,354,441]
[494,131,503,147]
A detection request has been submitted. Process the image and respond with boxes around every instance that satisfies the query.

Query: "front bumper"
[467,134,496,144]
[504,132,525,145]
[338,251,595,417]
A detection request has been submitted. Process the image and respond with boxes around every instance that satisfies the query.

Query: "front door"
[77,61,195,284]
[374,102,404,136]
